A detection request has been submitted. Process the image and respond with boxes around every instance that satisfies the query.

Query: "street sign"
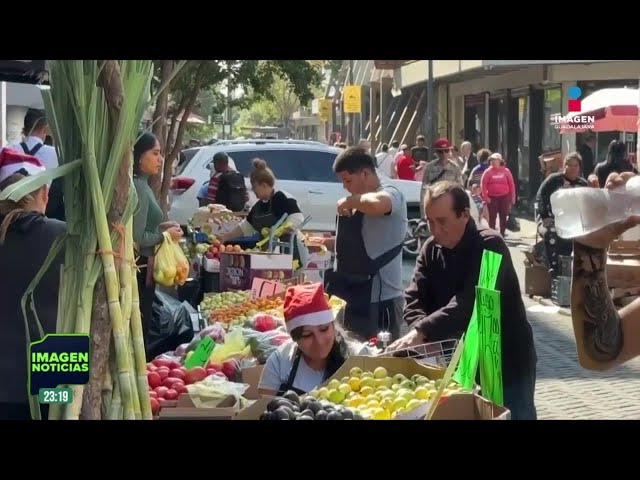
[212,114,224,124]
[319,99,332,122]
[343,85,361,114]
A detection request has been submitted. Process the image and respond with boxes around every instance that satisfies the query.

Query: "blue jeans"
[503,367,537,420]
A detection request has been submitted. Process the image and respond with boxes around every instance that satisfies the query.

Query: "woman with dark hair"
[258,283,375,396]
[591,139,637,188]
[132,133,183,354]
[0,148,64,419]
[219,158,305,260]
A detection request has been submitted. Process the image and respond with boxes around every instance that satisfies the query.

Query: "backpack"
[216,171,248,212]
[19,142,65,221]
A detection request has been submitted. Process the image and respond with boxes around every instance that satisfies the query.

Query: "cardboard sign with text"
[251,277,285,299]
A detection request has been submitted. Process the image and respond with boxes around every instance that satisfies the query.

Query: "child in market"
[470,183,484,223]
[258,283,376,396]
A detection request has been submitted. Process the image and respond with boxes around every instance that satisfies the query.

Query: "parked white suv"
[168,140,424,231]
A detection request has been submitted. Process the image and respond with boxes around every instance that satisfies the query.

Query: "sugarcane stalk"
[102,362,113,419]
[109,375,121,420]
[130,240,152,420]
[84,153,135,420]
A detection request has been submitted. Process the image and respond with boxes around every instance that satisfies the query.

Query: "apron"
[325,210,402,338]
[277,349,309,397]
[250,197,301,263]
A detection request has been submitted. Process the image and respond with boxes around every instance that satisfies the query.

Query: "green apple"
[392,397,408,411]
[373,366,388,379]
[406,399,424,411]
[328,379,340,390]
[328,389,346,404]
[400,380,416,391]
[349,367,363,378]
[393,374,406,384]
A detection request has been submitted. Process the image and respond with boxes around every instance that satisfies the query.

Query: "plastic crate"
[551,275,571,307]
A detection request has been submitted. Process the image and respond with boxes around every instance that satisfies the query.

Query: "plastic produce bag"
[246,329,291,364]
[185,375,249,408]
[147,290,195,361]
[153,232,189,287]
[209,328,251,364]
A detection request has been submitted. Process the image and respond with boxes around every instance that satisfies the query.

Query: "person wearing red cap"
[421,138,463,186]
[0,147,65,419]
[258,283,374,396]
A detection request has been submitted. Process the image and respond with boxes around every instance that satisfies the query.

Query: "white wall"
[6,106,28,144]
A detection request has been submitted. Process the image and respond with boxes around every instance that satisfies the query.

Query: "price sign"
[477,287,503,406]
[184,337,215,369]
[251,277,285,299]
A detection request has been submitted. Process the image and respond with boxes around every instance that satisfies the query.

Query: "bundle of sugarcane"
[1,60,181,419]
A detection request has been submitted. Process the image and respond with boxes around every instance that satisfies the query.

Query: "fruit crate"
[380,339,459,368]
[551,275,571,307]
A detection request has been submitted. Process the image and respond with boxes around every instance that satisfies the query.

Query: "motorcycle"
[403,218,430,258]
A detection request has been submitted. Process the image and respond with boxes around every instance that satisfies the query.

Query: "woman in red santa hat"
[0,147,66,419]
[259,283,376,396]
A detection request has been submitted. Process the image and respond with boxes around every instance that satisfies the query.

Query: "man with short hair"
[8,108,64,221]
[390,181,537,420]
[375,143,394,178]
[421,138,463,218]
[411,135,430,163]
[388,140,400,159]
[200,152,247,210]
[311,146,407,341]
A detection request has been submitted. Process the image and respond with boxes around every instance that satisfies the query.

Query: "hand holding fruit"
[167,226,184,241]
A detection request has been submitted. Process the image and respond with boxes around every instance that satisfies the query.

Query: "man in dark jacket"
[389,181,537,420]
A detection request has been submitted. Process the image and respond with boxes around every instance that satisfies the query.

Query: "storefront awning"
[0,60,48,85]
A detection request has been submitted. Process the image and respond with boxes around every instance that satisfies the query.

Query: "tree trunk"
[149,60,174,198]
[81,60,127,420]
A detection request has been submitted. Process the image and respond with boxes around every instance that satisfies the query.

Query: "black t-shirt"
[594,161,637,188]
[411,146,429,163]
[247,190,301,228]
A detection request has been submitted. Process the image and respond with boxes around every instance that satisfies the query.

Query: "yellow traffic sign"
[319,99,332,122]
[343,85,361,113]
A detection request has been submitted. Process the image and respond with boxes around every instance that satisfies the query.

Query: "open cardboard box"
[241,365,265,400]
[431,393,510,420]
[158,393,240,420]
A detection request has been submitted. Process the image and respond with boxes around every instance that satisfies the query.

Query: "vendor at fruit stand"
[0,148,64,420]
[132,133,184,351]
[388,181,538,420]
[217,158,305,260]
[258,283,375,396]
[310,146,406,342]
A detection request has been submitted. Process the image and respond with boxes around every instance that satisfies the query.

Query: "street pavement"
[400,217,640,420]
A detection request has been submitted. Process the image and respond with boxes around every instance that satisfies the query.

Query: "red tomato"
[148,390,158,398]
[147,371,162,389]
[174,383,188,395]
[147,363,158,372]
[157,369,169,381]
[154,386,169,398]
[206,368,218,377]
[169,360,182,370]
[150,397,160,416]
[207,362,222,371]
[152,358,172,369]
[165,389,179,400]
[169,369,185,380]
[162,377,182,389]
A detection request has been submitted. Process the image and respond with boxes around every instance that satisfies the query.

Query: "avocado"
[307,401,323,414]
[283,391,301,406]
[267,399,294,412]
[314,410,328,420]
[300,409,315,418]
[259,411,275,420]
[352,412,365,420]
[341,409,354,420]
[327,411,344,420]
[275,406,296,420]
[297,415,314,420]
[301,395,316,405]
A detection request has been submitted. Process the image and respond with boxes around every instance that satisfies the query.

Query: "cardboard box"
[191,210,246,234]
[220,252,293,291]
[241,365,265,400]
[431,393,510,420]
[234,392,509,420]
[606,255,640,289]
[158,394,240,420]
[525,265,550,297]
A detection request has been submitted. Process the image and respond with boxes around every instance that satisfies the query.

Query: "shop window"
[542,88,562,153]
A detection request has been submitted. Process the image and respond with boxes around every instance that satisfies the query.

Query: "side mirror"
[206,162,213,170]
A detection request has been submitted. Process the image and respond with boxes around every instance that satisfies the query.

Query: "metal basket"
[379,339,460,368]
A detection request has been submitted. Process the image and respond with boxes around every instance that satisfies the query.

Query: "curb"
[530,295,571,316]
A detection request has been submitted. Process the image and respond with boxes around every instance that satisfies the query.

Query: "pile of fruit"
[209,296,284,326]
[146,357,240,416]
[307,367,465,420]
[199,291,252,319]
[259,391,365,420]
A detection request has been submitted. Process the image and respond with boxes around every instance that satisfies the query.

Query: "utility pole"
[348,59,354,146]
[421,60,435,219]
[226,75,233,140]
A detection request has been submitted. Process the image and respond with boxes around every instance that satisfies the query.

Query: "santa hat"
[283,283,334,333]
[0,147,46,184]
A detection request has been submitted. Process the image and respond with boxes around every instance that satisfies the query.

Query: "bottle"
[551,176,640,239]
